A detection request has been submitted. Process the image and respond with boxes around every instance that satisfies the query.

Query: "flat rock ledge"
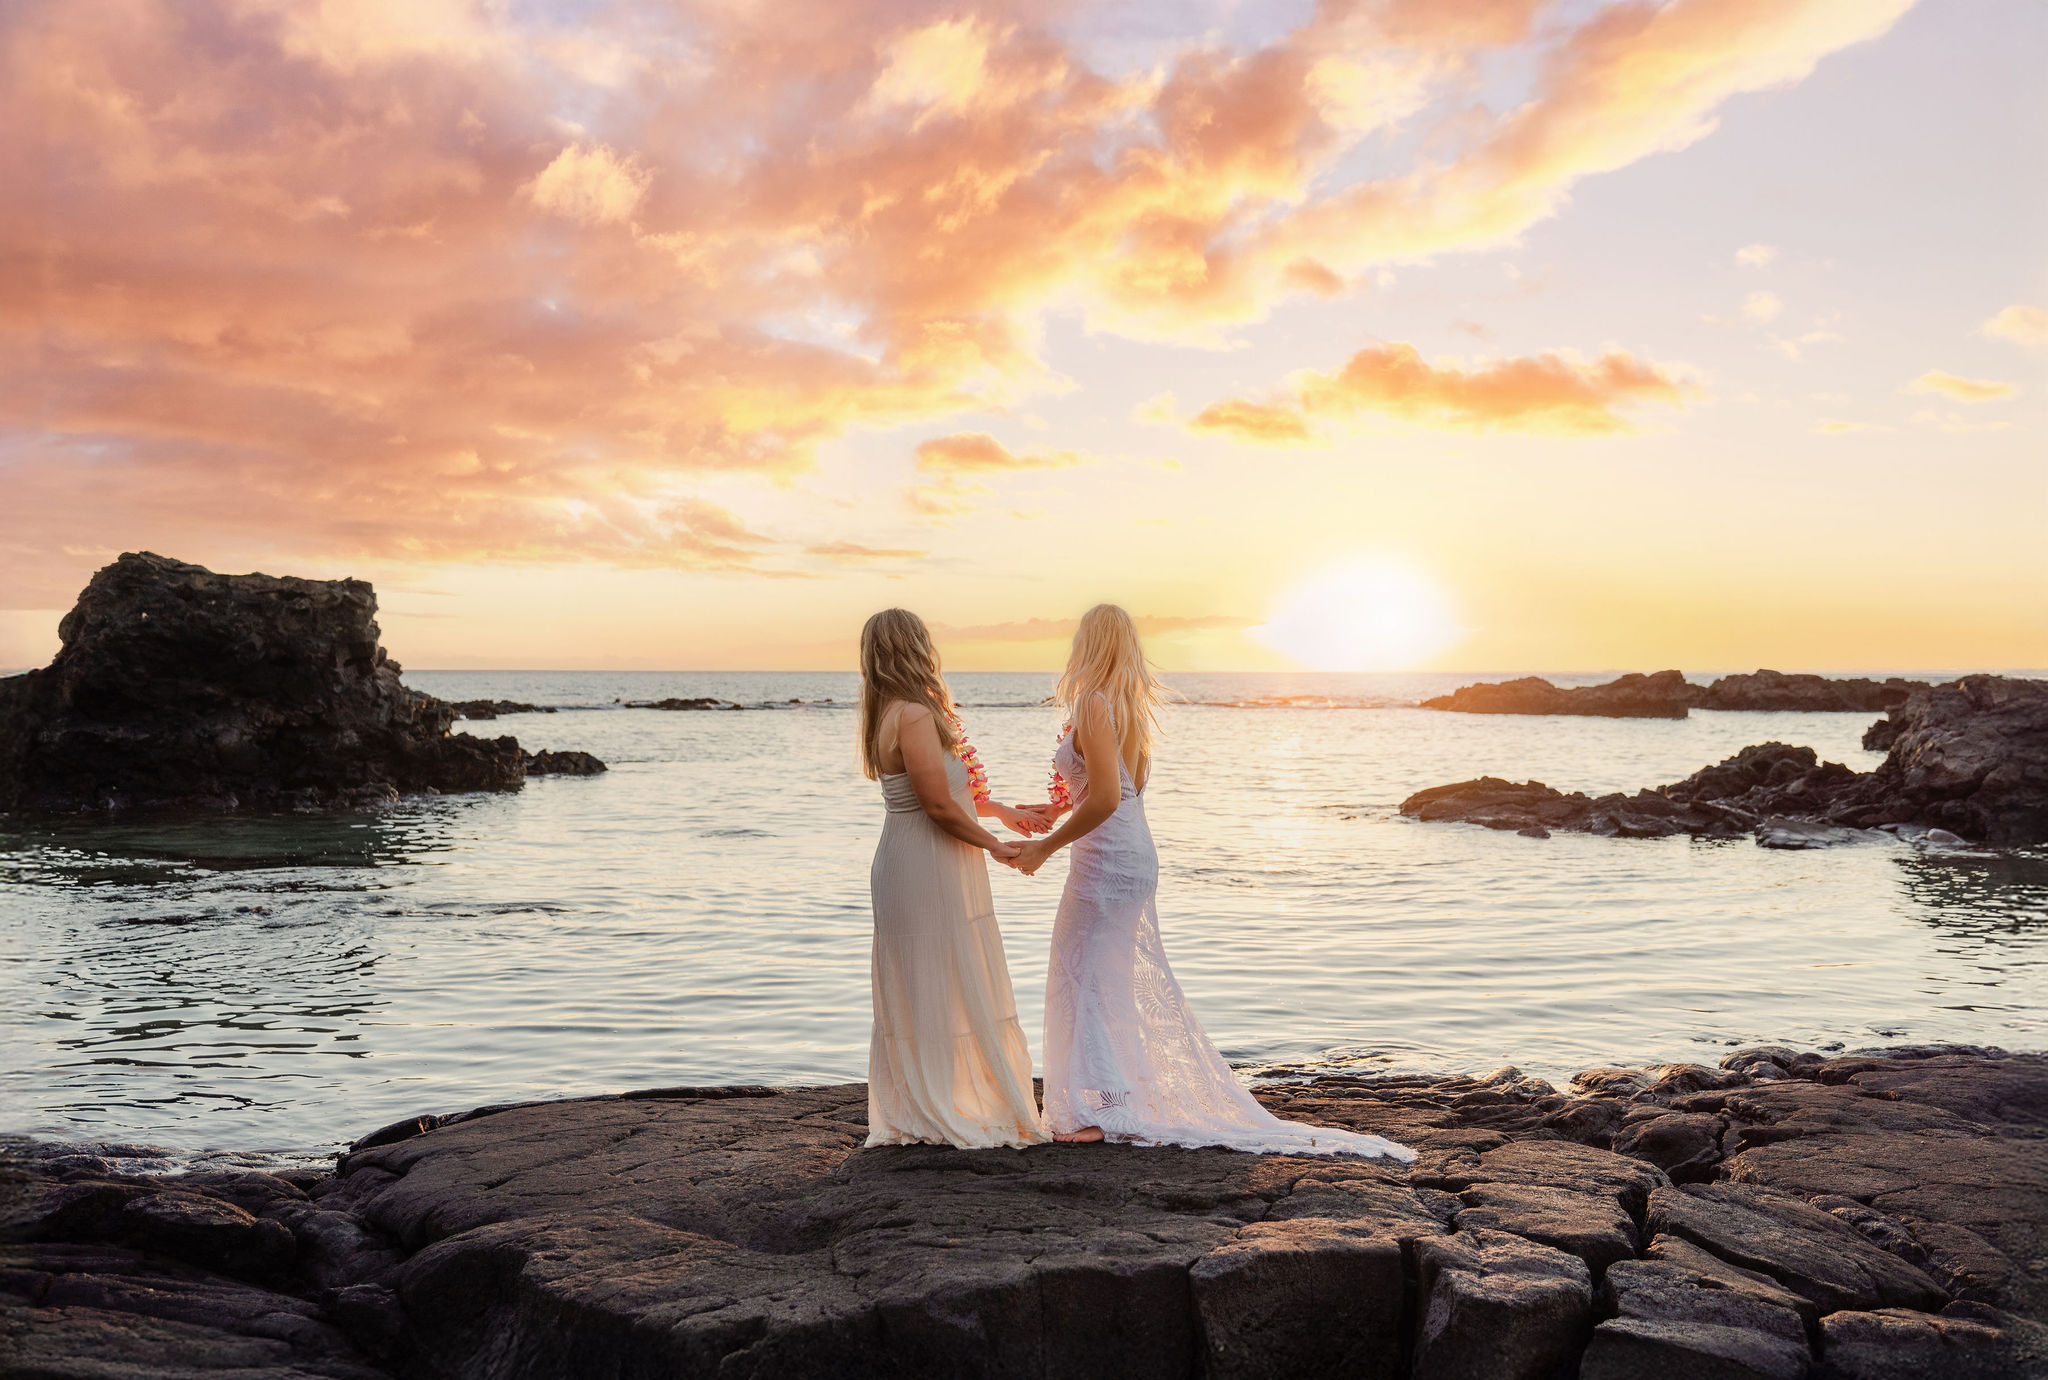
[5,1047,2043,1379]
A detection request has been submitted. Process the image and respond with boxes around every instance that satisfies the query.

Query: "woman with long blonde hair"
[858,608,1048,1149]
[1008,605,1413,1159]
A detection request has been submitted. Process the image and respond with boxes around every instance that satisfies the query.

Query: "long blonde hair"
[858,608,960,779]
[1056,604,1165,769]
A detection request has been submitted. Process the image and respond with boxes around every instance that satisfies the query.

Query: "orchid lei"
[1047,720,1075,811]
[944,710,992,805]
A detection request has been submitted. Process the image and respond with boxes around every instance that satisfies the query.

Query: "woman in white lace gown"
[1007,605,1413,1160]
[859,609,1049,1150]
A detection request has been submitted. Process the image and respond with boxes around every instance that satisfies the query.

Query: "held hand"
[1010,838,1056,876]
[1016,802,1062,823]
[989,803,1050,836]
[988,838,1023,862]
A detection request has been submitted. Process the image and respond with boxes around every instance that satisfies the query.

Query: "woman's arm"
[1008,696,1118,874]
[899,706,1019,857]
[979,799,1052,835]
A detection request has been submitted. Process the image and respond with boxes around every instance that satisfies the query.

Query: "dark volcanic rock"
[1613,1111,1725,1182]
[1399,742,1854,842]
[447,699,552,719]
[521,749,606,776]
[349,1087,1436,1380]
[1422,669,1695,718]
[1854,675,2048,844]
[1403,677,2048,845]
[1693,669,1926,712]
[0,553,525,813]
[1410,1228,1592,1380]
[1583,1257,1810,1380]
[6,1048,2043,1378]
[625,696,742,710]
[1714,1052,2048,1322]
[1647,1182,1949,1314]
[1815,1304,2048,1380]
[1423,668,1937,719]
[1188,1219,1407,1379]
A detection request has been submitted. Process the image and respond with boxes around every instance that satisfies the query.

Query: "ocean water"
[3,670,2044,1162]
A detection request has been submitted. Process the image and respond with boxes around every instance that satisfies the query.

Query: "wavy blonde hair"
[858,608,959,779]
[1055,604,1165,770]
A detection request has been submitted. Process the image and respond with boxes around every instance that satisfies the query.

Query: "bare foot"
[1053,1126,1105,1143]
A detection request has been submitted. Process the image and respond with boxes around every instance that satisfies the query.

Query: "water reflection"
[1890,847,2048,919]
[0,804,460,883]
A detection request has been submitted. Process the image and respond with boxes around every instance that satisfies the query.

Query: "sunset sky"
[4,0,2043,672]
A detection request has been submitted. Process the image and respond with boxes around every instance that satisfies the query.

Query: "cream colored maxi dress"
[867,752,1047,1149]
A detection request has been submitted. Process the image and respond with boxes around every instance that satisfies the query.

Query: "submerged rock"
[447,699,553,719]
[521,749,606,776]
[0,553,605,813]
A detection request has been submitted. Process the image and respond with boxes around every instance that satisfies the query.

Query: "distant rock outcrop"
[1402,677,2048,846]
[1421,670,1695,718]
[449,699,554,719]
[1423,669,1940,719]
[1691,669,1923,713]
[625,696,743,711]
[0,553,600,812]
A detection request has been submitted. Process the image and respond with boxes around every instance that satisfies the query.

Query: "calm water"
[3,670,2044,1161]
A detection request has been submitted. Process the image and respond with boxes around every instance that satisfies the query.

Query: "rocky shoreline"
[5,1046,2043,1379]
[1422,670,1933,719]
[1403,676,2048,846]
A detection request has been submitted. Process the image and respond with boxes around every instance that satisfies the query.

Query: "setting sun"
[1254,558,1465,672]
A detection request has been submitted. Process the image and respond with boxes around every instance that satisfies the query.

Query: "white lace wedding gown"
[1042,696,1414,1160]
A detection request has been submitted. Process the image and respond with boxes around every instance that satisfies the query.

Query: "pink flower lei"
[944,710,992,805]
[1047,719,1074,810]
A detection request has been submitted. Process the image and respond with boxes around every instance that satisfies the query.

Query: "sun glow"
[1254,558,1464,672]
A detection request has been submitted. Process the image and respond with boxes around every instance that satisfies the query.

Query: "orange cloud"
[1908,371,2017,403]
[1187,400,1323,446]
[914,432,1084,475]
[909,432,1088,517]
[805,541,927,562]
[0,0,1905,600]
[1193,342,1690,442]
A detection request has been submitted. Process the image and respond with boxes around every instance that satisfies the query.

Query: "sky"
[3,0,2044,673]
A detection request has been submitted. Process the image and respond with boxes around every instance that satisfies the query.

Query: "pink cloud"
[1193,341,1690,442]
[0,0,1907,599]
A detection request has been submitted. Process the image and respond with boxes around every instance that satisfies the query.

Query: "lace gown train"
[868,754,1047,1150]
[1042,697,1414,1160]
